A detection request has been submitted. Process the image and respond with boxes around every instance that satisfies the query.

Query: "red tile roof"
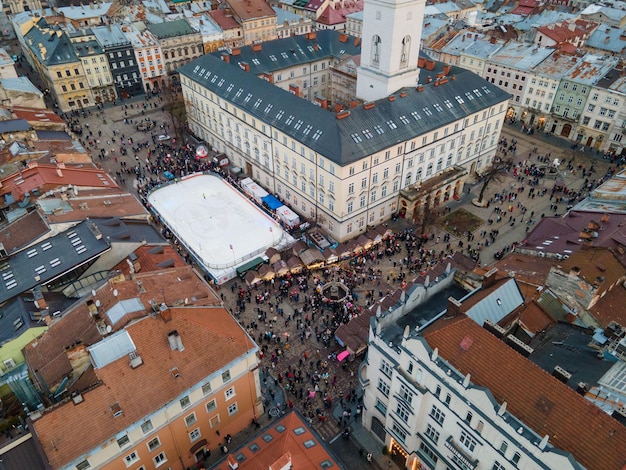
[537,20,597,44]
[11,106,65,125]
[111,244,188,275]
[422,315,626,470]
[317,0,363,26]
[31,307,256,469]
[555,247,625,298]
[0,163,118,203]
[212,411,341,470]
[209,9,242,30]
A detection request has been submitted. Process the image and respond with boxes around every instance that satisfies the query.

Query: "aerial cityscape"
[0,0,625,467]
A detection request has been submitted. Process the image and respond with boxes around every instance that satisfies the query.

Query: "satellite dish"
[95,299,101,307]
[113,289,118,297]
[91,289,96,297]
[106,325,112,333]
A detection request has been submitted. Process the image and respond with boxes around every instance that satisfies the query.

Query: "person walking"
[366,452,373,463]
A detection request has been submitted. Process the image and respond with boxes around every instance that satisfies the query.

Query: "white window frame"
[153,451,167,468]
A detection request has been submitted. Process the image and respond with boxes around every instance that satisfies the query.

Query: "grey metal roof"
[92,24,131,47]
[586,25,626,54]
[0,77,42,95]
[465,278,524,325]
[0,296,41,345]
[0,119,30,133]
[36,130,71,140]
[211,29,361,75]
[180,43,510,166]
[529,322,614,390]
[87,329,136,369]
[24,19,79,66]
[106,298,145,325]
[0,220,110,304]
[92,218,166,244]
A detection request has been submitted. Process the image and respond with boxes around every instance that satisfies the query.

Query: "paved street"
[66,103,619,470]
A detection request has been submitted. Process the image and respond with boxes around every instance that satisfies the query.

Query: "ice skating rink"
[147,174,285,275]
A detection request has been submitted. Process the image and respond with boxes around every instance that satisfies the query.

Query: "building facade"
[30,307,263,470]
[361,300,626,470]
[70,31,116,104]
[147,19,203,84]
[180,30,509,242]
[92,25,144,100]
[122,24,165,94]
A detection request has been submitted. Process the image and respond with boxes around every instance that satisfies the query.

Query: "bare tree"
[477,156,513,204]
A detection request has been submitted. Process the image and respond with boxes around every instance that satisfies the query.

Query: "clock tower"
[356,0,426,102]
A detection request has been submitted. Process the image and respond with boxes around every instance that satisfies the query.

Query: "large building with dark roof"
[180,0,510,242]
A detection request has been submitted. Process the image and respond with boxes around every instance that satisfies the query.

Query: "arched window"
[400,36,411,67]
[446,154,453,167]
[372,35,381,67]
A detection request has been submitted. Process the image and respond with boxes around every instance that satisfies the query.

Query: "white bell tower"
[356,0,426,102]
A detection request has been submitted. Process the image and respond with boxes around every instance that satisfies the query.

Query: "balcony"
[444,436,478,470]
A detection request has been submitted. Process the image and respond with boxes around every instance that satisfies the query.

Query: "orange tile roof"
[589,283,626,328]
[228,0,276,22]
[555,247,625,298]
[499,299,556,335]
[31,306,256,469]
[212,411,341,470]
[422,315,626,470]
[24,266,220,393]
[111,244,188,275]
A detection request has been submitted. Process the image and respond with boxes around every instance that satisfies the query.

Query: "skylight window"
[276,110,285,120]
[244,93,253,103]
[374,124,384,134]
[193,65,200,73]
[308,45,314,52]
[482,86,491,94]
[252,58,260,65]
[270,55,277,61]
[285,115,295,125]
[204,71,211,79]
[281,52,288,59]
[465,92,474,100]
[264,104,273,114]
[198,67,204,74]
[235,88,243,98]
[210,75,217,83]
[433,103,443,112]
[444,99,453,108]
[217,79,224,87]
[473,88,482,97]
[351,132,363,143]
[386,120,397,129]
[303,124,313,135]
[294,120,303,130]
[399,115,410,125]
[227,84,234,92]
[312,130,323,140]
[455,95,464,104]
[411,111,421,120]
[363,129,373,139]
[423,107,433,116]
[254,99,262,108]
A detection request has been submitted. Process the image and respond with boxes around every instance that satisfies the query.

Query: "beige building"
[147,19,203,83]
[70,31,116,104]
[228,0,277,45]
[24,18,95,112]
[330,53,359,108]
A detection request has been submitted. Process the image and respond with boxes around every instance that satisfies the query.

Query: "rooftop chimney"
[167,330,184,351]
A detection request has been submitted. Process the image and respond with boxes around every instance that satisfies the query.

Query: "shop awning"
[262,194,283,210]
